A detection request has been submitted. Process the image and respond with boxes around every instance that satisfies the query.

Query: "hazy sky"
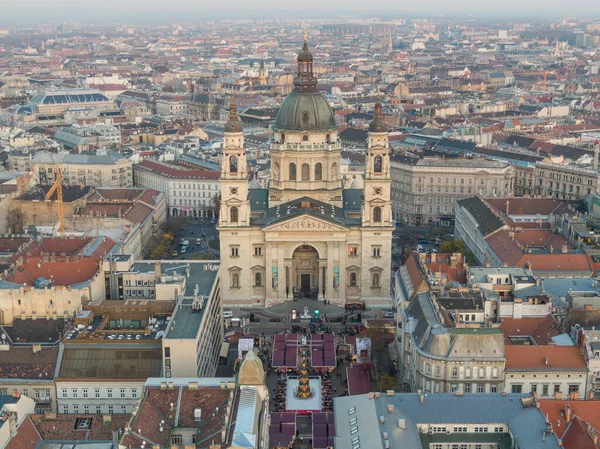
[1,0,600,25]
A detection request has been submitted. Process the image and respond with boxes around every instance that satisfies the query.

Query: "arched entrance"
[291,245,319,299]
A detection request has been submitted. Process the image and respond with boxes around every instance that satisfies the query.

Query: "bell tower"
[362,93,392,227]
[219,94,250,227]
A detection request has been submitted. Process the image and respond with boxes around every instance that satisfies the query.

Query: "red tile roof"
[516,253,592,273]
[0,347,58,379]
[121,386,231,448]
[505,346,587,370]
[485,231,522,266]
[501,315,560,345]
[538,399,600,440]
[5,417,41,449]
[32,414,130,441]
[486,198,566,216]
[423,253,467,283]
[561,416,599,449]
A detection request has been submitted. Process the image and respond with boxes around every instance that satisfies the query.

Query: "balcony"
[34,395,52,403]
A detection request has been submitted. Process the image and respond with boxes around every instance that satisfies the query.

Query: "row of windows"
[61,388,137,399]
[512,383,580,395]
[62,404,128,414]
[288,162,324,181]
[231,271,381,289]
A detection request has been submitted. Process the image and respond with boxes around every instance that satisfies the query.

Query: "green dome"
[274,89,336,132]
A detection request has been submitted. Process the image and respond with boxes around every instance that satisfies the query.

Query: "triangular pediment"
[265,214,346,232]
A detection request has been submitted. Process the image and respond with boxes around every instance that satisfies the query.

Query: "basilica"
[218,39,393,308]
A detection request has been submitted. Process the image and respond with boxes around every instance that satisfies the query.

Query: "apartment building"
[334,392,562,449]
[155,94,190,116]
[400,292,506,394]
[133,159,220,218]
[504,346,588,398]
[534,161,600,200]
[53,124,121,151]
[0,236,115,325]
[390,155,514,226]
[32,151,133,188]
[0,346,58,413]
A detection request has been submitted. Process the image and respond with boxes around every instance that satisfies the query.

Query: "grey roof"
[32,151,126,165]
[0,394,19,410]
[231,386,259,449]
[415,158,508,168]
[249,189,269,211]
[455,196,504,236]
[508,407,561,449]
[251,195,362,228]
[273,89,336,132]
[342,189,362,211]
[130,262,219,340]
[334,393,559,449]
[541,277,600,309]
[406,293,504,360]
[468,267,533,285]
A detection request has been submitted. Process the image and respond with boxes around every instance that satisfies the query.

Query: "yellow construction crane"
[45,167,64,234]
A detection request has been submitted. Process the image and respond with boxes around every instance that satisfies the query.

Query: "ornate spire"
[369,87,387,133]
[224,87,243,133]
[229,88,237,120]
[295,36,317,92]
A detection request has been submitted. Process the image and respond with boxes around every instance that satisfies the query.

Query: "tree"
[148,242,171,260]
[439,239,477,265]
[377,373,397,392]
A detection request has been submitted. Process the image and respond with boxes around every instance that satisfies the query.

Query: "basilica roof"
[273,40,336,133]
[248,193,361,228]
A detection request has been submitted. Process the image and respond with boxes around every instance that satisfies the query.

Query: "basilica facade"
[218,40,393,308]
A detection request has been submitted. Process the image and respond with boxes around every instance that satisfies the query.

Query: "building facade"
[32,151,132,188]
[133,159,220,218]
[219,40,393,308]
[401,292,506,394]
[534,161,600,200]
[390,156,515,226]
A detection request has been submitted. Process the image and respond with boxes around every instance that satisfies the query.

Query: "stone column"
[277,244,286,303]
[326,242,335,301]
[265,242,273,307]
[338,242,346,306]
[318,261,326,300]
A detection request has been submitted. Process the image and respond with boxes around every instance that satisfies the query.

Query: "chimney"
[419,394,424,404]
[155,262,161,282]
[555,392,563,400]
[565,404,572,422]
[562,244,567,254]
[506,200,510,215]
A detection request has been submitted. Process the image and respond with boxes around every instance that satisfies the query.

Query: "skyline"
[1,0,600,25]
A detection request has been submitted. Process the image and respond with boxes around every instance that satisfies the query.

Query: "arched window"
[302,134,309,142]
[301,163,310,181]
[331,162,338,180]
[371,273,380,288]
[230,155,238,173]
[315,163,322,181]
[326,133,331,143]
[465,368,471,378]
[230,207,238,223]
[281,132,285,143]
[451,367,458,378]
[255,272,262,286]
[350,272,357,286]
[373,206,382,223]
[232,273,239,288]
[374,155,382,173]
[289,163,296,180]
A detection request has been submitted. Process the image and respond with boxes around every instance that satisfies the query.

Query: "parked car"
[384,311,394,319]
[416,244,424,252]
[223,310,234,319]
